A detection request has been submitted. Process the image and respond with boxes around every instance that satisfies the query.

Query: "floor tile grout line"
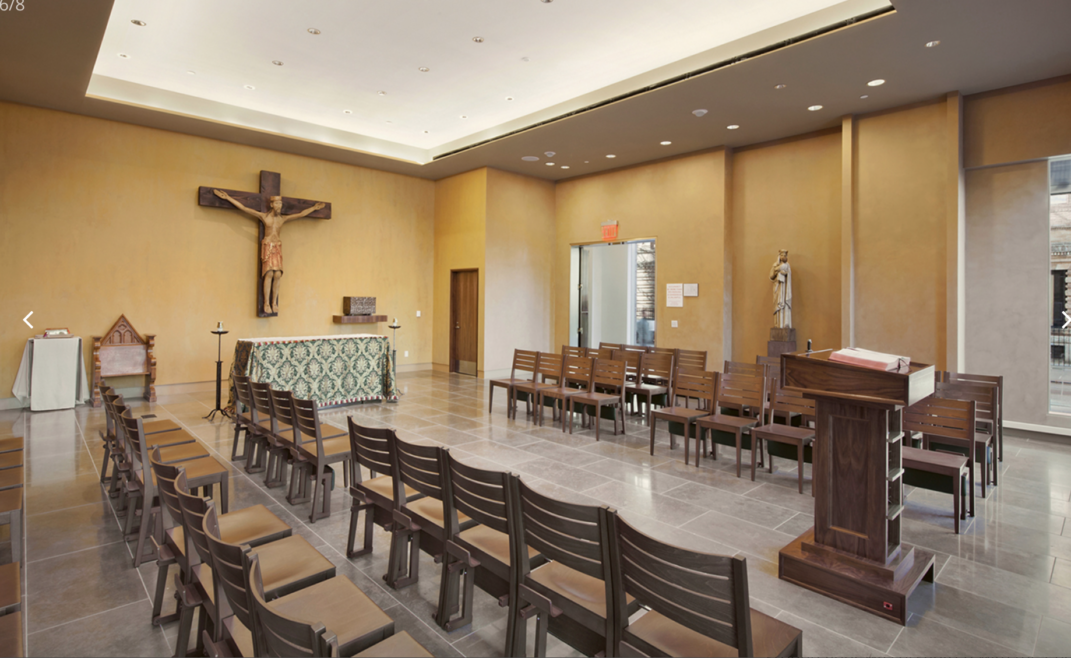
[885,625,905,655]
[26,598,156,637]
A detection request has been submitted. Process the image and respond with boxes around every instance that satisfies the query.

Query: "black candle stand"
[204,329,230,420]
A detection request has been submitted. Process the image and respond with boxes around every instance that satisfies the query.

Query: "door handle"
[455,324,460,330]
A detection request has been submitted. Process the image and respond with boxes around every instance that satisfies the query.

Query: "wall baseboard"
[1005,420,1071,440]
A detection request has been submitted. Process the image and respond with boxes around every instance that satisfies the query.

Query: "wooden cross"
[198,171,332,317]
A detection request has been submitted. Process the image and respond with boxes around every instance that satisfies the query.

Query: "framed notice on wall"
[683,284,698,297]
[666,283,684,307]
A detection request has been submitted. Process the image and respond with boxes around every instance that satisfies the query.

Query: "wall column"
[840,115,856,349]
[945,91,966,371]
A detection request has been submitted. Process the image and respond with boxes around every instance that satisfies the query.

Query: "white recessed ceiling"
[88,0,887,164]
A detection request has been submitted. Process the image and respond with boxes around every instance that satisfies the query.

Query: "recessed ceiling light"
[867,79,885,87]
[606,154,616,159]
[692,109,708,117]
[423,130,429,134]
[472,37,484,43]
[660,141,672,145]
[419,67,430,73]
[385,121,393,124]
[342,109,352,114]
[926,40,940,48]
[186,70,196,75]
[244,84,255,90]
[307,28,321,35]
[546,162,555,166]
[545,151,555,157]
[378,91,387,96]
[131,19,146,27]
[505,96,514,101]
[561,166,570,169]
[521,56,530,62]
[272,60,284,66]
[807,105,823,111]
[522,156,540,162]
[860,94,869,99]
[775,84,787,90]
[541,0,553,3]
[727,125,740,130]
[117,53,130,59]
[460,115,467,119]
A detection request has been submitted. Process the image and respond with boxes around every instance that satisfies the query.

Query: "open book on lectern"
[828,347,911,372]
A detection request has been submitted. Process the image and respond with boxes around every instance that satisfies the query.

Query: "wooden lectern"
[778,350,936,625]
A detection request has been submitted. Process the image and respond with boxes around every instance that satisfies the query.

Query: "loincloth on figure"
[261,240,283,273]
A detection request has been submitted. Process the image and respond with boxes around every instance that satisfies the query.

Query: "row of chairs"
[230,375,351,523]
[98,384,230,568]
[0,436,23,658]
[343,418,803,657]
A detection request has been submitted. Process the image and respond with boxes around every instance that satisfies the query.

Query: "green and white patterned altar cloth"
[232,334,396,407]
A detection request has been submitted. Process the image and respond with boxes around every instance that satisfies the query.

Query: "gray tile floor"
[3,370,1071,656]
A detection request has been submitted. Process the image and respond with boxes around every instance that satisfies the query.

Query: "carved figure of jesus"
[213,189,325,315]
[770,249,792,329]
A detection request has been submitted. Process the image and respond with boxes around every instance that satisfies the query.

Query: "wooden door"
[450,269,479,376]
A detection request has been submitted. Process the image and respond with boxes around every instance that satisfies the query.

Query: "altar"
[232,334,397,407]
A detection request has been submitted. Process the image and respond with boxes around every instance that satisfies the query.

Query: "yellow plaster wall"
[0,102,435,398]
[854,100,949,367]
[432,169,487,371]
[553,151,728,359]
[484,168,556,374]
[731,132,842,361]
[964,75,1071,169]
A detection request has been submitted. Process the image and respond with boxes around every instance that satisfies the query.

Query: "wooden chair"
[101,388,182,493]
[290,396,351,523]
[904,396,977,532]
[250,382,292,489]
[676,348,708,370]
[229,375,257,464]
[902,447,971,534]
[512,352,564,421]
[725,360,766,379]
[756,355,780,368]
[149,452,291,630]
[91,314,157,406]
[490,349,540,418]
[345,419,421,559]
[267,387,301,489]
[443,452,540,655]
[537,356,594,429]
[245,553,409,657]
[944,371,1004,461]
[567,358,628,440]
[934,381,998,495]
[0,562,19,616]
[648,346,676,358]
[612,348,643,386]
[586,347,615,361]
[649,368,717,461]
[202,503,336,655]
[694,373,767,476]
[599,342,623,352]
[122,413,228,568]
[0,607,20,658]
[562,345,586,359]
[514,477,634,658]
[625,351,674,426]
[608,511,803,658]
[0,489,21,564]
[750,389,816,493]
[386,436,474,604]
[232,376,268,474]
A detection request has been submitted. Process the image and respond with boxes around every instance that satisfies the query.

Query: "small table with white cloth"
[12,336,90,411]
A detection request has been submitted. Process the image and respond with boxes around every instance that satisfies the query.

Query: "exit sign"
[601,221,619,241]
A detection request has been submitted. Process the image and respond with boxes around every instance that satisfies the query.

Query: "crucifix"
[198,171,332,317]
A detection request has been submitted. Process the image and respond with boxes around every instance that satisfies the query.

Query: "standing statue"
[213,190,325,315]
[770,249,792,329]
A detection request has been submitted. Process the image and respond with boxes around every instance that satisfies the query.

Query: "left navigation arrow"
[22,312,33,328]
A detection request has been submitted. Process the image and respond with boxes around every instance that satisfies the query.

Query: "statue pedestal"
[768,327,796,358]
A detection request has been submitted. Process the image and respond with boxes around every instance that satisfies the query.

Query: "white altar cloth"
[12,337,90,411]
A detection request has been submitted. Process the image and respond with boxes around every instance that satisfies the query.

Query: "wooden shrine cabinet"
[90,315,157,406]
[777,350,936,625]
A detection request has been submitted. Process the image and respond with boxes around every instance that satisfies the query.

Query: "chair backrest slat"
[516,478,608,580]
[716,372,766,412]
[250,381,274,418]
[446,452,510,534]
[599,342,623,352]
[612,349,643,382]
[591,359,627,391]
[935,381,996,424]
[586,347,614,361]
[534,352,564,382]
[724,361,765,378]
[204,503,255,636]
[769,389,816,424]
[233,375,256,419]
[561,345,586,360]
[904,396,975,443]
[510,349,540,381]
[347,418,395,477]
[269,388,297,429]
[672,368,717,409]
[394,435,446,501]
[676,349,708,370]
[174,472,216,567]
[611,512,752,656]
[562,356,594,389]
[246,554,333,657]
[638,351,674,386]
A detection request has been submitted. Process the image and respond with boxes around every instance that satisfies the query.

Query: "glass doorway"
[1050,157,1071,412]
[569,240,656,348]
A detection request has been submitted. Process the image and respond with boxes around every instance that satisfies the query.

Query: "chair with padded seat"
[608,511,803,658]
[694,373,767,476]
[490,349,539,419]
[536,356,594,429]
[245,553,403,657]
[443,451,541,654]
[567,358,628,440]
[649,368,717,461]
[514,477,638,658]
[345,419,422,559]
[290,396,352,522]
